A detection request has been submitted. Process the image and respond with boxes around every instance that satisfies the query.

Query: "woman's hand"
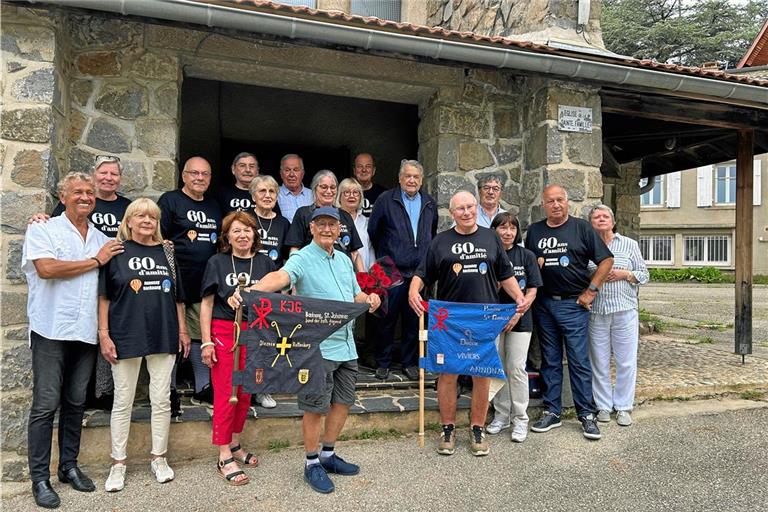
[227,289,243,310]
[179,331,191,358]
[502,313,521,333]
[99,333,118,365]
[201,343,217,368]
[408,289,425,317]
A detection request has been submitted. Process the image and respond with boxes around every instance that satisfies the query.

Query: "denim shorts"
[298,359,358,414]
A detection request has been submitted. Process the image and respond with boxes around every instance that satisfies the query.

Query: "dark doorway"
[179,78,419,195]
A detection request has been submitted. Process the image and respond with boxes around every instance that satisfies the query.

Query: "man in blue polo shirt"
[241,207,380,494]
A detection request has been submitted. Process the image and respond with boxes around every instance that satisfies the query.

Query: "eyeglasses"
[342,190,361,197]
[317,184,337,191]
[312,220,339,229]
[481,185,501,193]
[184,170,212,178]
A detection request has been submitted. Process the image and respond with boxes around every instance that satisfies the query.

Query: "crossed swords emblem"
[270,321,302,368]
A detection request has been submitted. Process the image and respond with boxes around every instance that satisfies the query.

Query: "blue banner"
[420,300,517,378]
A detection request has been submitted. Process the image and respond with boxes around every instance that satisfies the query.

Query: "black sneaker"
[191,384,213,408]
[170,389,182,422]
[530,411,562,433]
[375,367,389,380]
[579,414,602,440]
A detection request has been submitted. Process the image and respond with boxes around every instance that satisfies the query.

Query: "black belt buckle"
[550,294,576,301]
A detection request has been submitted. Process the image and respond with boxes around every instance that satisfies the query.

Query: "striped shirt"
[589,233,649,315]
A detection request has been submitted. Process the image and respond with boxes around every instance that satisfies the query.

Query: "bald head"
[542,184,569,225]
[449,190,477,211]
[181,156,212,198]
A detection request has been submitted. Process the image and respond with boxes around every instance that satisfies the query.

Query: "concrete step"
[67,387,546,468]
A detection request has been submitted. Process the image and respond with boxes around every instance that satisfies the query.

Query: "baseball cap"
[311,206,340,221]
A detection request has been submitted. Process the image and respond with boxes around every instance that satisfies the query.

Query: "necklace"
[256,214,273,239]
[231,251,254,286]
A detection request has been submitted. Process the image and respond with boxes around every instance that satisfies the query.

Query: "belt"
[547,294,579,301]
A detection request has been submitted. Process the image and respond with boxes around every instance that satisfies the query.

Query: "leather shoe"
[403,365,420,381]
[32,480,60,509]
[57,466,96,492]
[374,367,389,380]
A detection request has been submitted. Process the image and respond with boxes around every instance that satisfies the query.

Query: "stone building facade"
[0,2,607,480]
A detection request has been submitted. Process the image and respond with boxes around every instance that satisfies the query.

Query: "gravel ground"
[5,400,767,512]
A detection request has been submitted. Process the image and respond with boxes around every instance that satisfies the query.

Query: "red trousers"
[210,319,251,446]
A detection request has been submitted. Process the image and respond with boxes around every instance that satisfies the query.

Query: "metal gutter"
[25,0,768,107]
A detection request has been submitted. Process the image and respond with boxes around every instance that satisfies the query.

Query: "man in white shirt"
[277,153,313,222]
[22,172,124,509]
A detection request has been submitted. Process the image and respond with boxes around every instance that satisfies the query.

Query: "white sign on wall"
[558,105,593,133]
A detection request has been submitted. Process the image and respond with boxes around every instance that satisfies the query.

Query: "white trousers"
[491,331,532,426]
[110,353,175,460]
[588,309,639,412]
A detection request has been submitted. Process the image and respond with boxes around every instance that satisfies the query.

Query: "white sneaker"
[510,423,528,443]
[150,457,174,483]
[486,418,510,435]
[616,410,632,426]
[256,393,277,409]
[596,410,611,423]
[105,463,126,492]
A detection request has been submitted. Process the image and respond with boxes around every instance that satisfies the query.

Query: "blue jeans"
[534,297,596,417]
[27,332,96,482]
[374,279,420,369]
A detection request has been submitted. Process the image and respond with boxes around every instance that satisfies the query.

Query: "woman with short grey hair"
[284,170,364,271]
[336,178,375,271]
[587,204,649,427]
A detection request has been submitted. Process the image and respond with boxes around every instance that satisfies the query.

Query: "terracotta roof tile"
[220,0,768,87]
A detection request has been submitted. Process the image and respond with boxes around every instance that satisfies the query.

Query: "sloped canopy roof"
[738,19,768,68]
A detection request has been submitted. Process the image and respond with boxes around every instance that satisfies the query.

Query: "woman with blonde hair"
[98,198,190,492]
[336,178,375,271]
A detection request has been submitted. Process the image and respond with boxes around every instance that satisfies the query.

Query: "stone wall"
[603,161,642,239]
[425,0,605,49]
[418,69,525,230]
[1,4,61,481]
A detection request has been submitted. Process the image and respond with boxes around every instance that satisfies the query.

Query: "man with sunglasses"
[158,156,223,408]
[46,155,132,237]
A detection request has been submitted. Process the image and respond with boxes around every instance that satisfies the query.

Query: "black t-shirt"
[201,252,275,321]
[52,195,132,238]
[157,189,222,303]
[361,183,387,217]
[285,205,363,257]
[248,213,290,267]
[98,240,185,359]
[217,185,254,215]
[415,226,513,304]
[499,245,543,332]
[525,216,613,297]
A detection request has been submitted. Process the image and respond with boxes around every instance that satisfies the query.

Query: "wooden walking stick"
[418,302,427,449]
[229,275,248,405]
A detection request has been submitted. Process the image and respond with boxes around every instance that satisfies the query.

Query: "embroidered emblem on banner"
[298,369,310,384]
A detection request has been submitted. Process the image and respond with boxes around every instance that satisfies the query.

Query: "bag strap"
[162,242,178,297]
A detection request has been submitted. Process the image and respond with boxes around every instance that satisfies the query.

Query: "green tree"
[602,0,768,67]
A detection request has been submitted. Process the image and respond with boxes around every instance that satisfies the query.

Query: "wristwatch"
[588,283,599,293]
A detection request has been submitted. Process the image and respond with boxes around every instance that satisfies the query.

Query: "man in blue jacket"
[368,159,437,380]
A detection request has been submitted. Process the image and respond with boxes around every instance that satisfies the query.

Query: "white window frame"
[714,165,736,205]
[641,175,665,207]
[639,235,674,265]
[683,235,731,266]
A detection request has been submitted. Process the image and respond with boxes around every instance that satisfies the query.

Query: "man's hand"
[95,240,124,266]
[576,289,597,310]
[28,213,50,224]
[502,313,521,332]
[202,344,217,368]
[366,293,381,313]
[408,288,426,316]
[179,331,191,358]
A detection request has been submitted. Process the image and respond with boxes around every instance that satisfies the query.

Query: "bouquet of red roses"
[356,256,403,316]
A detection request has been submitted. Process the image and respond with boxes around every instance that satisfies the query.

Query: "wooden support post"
[734,129,754,360]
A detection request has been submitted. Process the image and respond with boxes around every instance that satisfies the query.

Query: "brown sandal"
[229,444,259,466]
[217,457,249,486]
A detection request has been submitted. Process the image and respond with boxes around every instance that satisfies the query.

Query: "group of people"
[21,150,647,507]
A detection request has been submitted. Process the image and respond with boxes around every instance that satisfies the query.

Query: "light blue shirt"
[278,185,313,223]
[588,233,650,315]
[401,190,421,240]
[282,241,362,361]
[477,205,505,228]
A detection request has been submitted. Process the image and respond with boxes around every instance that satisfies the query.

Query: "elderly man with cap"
[232,206,380,494]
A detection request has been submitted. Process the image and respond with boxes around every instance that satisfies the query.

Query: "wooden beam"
[601,90,768,130]
[734,129,754,358]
